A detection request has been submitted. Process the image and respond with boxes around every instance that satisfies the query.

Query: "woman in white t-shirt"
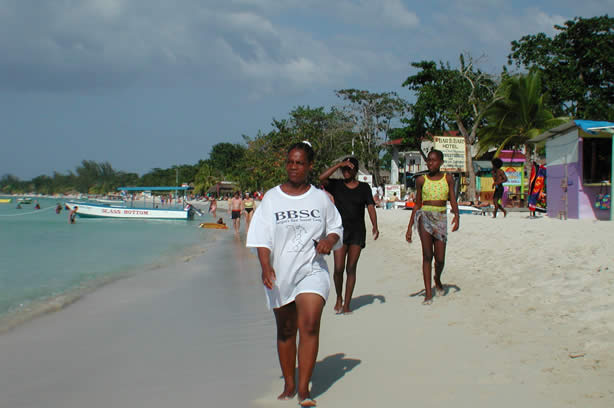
[246,141,343,407]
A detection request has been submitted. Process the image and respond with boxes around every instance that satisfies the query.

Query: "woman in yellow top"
[406,150,459,305]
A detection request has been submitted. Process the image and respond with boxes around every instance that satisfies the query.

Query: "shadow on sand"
[409,283,461,298]
[310,353,361,398]
[350,294,386,312]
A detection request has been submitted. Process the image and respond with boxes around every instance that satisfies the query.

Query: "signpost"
[433,136,466,172]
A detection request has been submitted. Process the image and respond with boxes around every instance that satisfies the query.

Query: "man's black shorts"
[342,225,366,248]
[231,210,241,219]
[493,185,504,200]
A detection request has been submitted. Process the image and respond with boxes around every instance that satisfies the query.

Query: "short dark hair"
[288,141,315,163]
[492,158,503,169]
[429,149,444,161]
[343,156,359,169]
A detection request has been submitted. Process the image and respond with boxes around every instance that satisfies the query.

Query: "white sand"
[254,209,614,407]
[1,208,612,407]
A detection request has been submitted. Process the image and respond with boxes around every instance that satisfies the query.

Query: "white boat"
[65,186,197,220]
[91,198,125,205]
[65,201,193,220]
[17,197,32,204]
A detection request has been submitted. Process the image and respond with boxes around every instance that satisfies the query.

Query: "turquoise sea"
[0,196,218,330]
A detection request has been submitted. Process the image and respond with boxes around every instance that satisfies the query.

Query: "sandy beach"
[254,209,613,407]
[1,207,612,407]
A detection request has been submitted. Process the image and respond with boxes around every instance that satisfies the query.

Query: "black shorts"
[245,208,253,213]
[231,210,241,219]
[493,185,504,200]
[342,225,366,248]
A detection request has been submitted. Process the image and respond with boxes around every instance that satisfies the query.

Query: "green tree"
[208,143,246,180]
[335,89,409,185]
[287,105,355,176]
[242,128,290,191]
[0,174,24,194]
[478,72,568,179]
[193,163,218,195]
[508,15,614,120]
[402,55,499,200]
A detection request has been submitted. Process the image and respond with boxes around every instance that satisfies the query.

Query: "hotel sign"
[433,136,466,172]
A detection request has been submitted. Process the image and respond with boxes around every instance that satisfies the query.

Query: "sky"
[1,0,612,180]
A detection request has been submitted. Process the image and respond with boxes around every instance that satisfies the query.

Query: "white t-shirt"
[246,185,343,309]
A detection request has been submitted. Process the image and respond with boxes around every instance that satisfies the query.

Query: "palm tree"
[477,71,568,192]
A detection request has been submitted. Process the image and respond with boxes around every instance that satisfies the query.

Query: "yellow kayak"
[0,198,12,203]
[199,223,228,229]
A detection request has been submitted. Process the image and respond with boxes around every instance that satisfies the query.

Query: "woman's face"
[426,152,443,172]
[286,148,312,184]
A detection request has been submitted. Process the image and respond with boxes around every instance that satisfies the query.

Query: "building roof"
[531,120,614,142]
[499,150,525,162]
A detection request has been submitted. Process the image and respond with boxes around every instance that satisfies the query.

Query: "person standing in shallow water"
[491,157,508,218]
[406,150,459,305]
[246,141,343,407]
[69,206,78,224]
[319,157,379,314]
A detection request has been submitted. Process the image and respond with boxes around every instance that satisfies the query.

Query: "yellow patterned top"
[421,175,448,212]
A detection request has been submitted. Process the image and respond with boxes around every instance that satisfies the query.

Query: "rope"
[0,206,57,217]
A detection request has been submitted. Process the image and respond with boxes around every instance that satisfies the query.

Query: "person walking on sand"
[319,157,379,314]
[243,192,255,231]
[406,150,459,305]
[491,157,508,218]
[246,141,343,407]
[228,191,243,234]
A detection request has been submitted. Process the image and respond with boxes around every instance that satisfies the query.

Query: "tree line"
[2,16,612,200]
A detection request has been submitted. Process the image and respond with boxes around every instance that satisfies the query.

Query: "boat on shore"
[65,186,198,220]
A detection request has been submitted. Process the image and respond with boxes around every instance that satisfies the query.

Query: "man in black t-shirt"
[319,157,379,314]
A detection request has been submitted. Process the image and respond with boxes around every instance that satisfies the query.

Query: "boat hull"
[0,198,12,203]
[66,202,191,220]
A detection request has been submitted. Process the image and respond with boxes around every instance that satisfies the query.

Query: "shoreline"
[0,226,277,407]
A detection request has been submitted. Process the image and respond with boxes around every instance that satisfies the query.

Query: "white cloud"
[335,0,420,29]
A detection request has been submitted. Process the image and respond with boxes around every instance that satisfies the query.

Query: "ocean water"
[0,196,219,330]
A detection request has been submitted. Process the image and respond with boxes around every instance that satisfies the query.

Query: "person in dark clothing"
[491,158,508,218]
[319,157,379,314]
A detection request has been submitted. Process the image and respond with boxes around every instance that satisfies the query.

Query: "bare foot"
[422,296,433,305]
[341,307,353,315]
[277,383,296,400]
[334,298,343,314]
[298,393,316,407]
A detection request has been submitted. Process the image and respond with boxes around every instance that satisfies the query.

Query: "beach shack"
[531,120,613,220]
[472,150,526,207]
[500,150,526,207]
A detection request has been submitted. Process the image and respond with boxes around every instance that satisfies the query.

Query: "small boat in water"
[0,198,12,203]
[17,198,32,204]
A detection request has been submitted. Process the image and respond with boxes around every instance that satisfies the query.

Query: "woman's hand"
[372,226,379,240]
[405,226,413,243]
[261,266,276,289]
[451,214,460,232]
[314,235,338,255]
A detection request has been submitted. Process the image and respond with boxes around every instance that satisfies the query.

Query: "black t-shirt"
[325,179,375,229]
